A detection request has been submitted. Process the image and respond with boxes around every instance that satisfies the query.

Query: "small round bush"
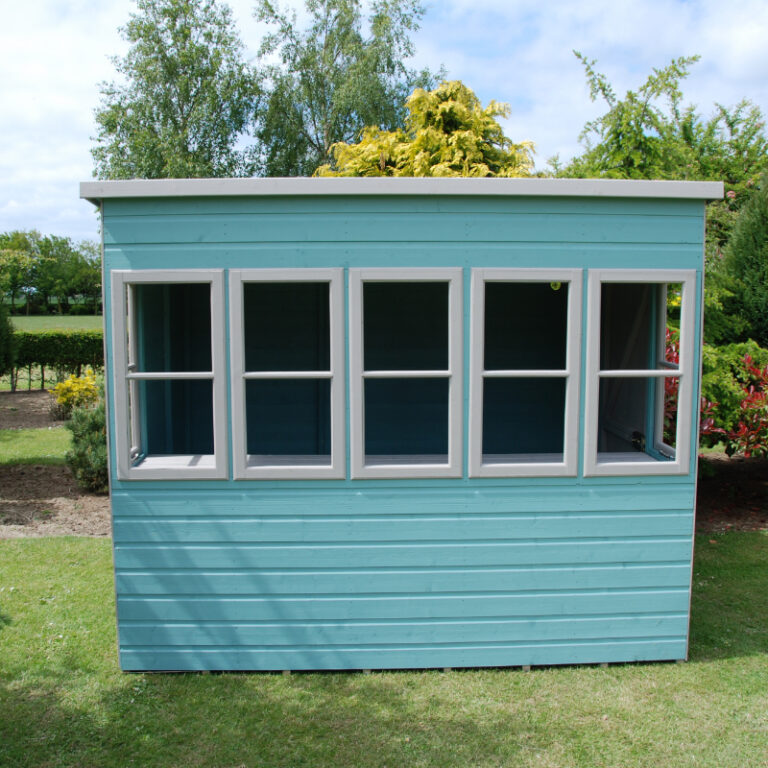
[65,399,109,494]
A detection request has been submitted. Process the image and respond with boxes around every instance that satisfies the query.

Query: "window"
[230,269,344,479]
[111,270,227,480]
[469,269,582,476]
[584,270,696,476]
[350,268,462,478]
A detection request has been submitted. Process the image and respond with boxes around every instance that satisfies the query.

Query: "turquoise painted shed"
[81,177,723,672]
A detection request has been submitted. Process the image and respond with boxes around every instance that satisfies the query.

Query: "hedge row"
[13,329,104,371]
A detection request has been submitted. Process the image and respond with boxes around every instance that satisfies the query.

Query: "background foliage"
[0,231,101,315]
[255,0,441,176]
[92,0,259,179]
[13,330,104,373]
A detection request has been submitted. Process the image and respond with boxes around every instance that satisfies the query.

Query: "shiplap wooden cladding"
[83,177,721,672]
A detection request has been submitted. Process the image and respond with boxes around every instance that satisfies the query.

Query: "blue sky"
[1,0,767,244]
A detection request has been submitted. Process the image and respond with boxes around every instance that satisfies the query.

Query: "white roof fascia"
[80,177,724,204]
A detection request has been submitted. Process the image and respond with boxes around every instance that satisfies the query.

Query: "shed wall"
[103,194,704,670]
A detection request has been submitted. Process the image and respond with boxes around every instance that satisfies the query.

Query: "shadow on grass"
[0,666,552,768]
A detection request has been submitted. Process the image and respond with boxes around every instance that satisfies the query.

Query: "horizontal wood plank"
[104,212,703,246]
[115,563,692,595]
[118,614,688,647]
[114,539,692,570]
[117,590,689,621]
[118,638,688,671]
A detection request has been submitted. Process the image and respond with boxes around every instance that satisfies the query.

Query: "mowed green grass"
[0,534,766,768]
[10,315,103,332]
[0,427,71,465]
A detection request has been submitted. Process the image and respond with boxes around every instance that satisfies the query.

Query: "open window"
[469,269,582,476]
[111,270,227,480]
[230,269,344,479]
[584,270,696,476]
[350,268,462,478]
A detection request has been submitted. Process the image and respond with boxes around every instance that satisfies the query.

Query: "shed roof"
[81,177,723,205]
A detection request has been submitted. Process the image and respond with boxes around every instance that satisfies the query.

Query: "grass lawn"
[0,534,766,768]
[0,427,71,465]
[10,315,103,332]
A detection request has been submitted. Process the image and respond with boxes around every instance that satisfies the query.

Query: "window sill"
[121,453,226,480]
[471,453,574,477]
[586,451,684,477]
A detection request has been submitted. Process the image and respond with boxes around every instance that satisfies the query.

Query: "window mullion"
[482,369,569,379]
[127,371,214,381]
[362,369,450,379]
[243,370,333,380]
[597,369,682,378]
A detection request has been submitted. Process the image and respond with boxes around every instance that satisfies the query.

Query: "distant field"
[10,315,103,332]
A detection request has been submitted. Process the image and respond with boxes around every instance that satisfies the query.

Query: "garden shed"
[81,176,722,672]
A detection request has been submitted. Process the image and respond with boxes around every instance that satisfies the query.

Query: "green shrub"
[65,398,109,493]
[701,340,768,437]
[0,302,16,376]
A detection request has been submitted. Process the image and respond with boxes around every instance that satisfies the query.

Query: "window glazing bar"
[126,371,214,380]
[242,370,333,379]
[598,369,682,378]
[482,369,569,378]
[362,370,451,378]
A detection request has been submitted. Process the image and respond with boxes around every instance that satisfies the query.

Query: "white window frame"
[350,268,463,479]
[584,269,696,476]
[469,269,582,477]
[229,268,345,480]
[110,269,228,480]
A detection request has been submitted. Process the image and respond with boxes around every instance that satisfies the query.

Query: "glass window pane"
[482,378,565,459]
[663,283,682,367]
[364,378,448,460]
[244,283,330,372]
[134,283,212,372]
[598,376,675,461]
[137,379,214,456]
[363,282,448,370]
[246,379,331,459]
[484,282,568,370]
[661,376,679,449]
[600,283,680,371]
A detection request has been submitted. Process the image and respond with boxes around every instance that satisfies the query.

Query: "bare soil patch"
[0,390,65,430]
[0,464,110,538]
[0,390,110,538]
[696,454,768,532]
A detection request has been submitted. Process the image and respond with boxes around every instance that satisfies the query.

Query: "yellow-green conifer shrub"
[315,80,534,178]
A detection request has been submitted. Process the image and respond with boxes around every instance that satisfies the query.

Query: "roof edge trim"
[81,177,724,203]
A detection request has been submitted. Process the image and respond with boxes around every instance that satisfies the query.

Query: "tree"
[726,173,768,346]
[0,231,40,313]
[255,0,440,176]
[92,0,259,179]
[74,241,103,313]
[556,52,768,188]
[557,53,768,345]
[0,300,15,377]
[315,80,534,177]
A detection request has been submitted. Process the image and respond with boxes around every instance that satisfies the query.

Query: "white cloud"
[0,0,766,241]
